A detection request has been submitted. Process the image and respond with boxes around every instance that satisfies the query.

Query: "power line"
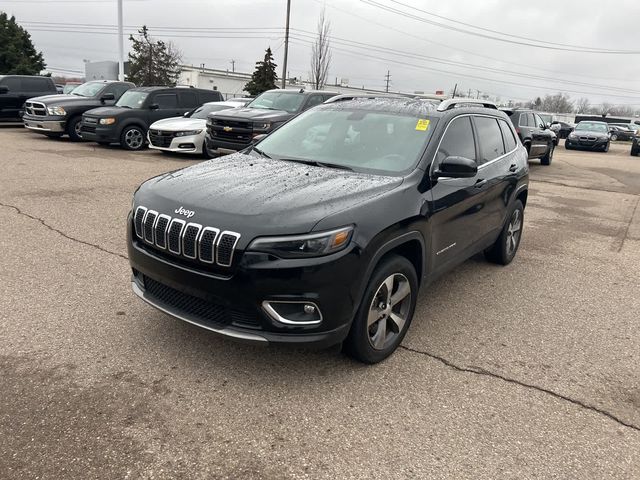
[360,0,640,54]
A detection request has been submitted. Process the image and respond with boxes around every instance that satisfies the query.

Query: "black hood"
[134,153,403,243]
[210,107,293,123]
[28,94,93,105]
[83,106,130,117]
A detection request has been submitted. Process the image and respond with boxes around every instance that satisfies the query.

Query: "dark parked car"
[23,80,135,141]
[0,75,57,121]
[205,88,338,156]
[608,125,635,142]
[550,121,574,139]
[80,86,223,150]
[501,108,556,165]
[565,121,611,152]
[128,98,529,363]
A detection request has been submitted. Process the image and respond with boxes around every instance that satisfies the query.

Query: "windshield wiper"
[251,146,271,158]
[279,158,353,171]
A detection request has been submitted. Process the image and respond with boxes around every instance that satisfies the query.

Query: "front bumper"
[23,114,66,133]
[205,133,251,153]
[80,124,119,144]
[148,131,205,154]
[127,216,362,348]
[565,137,608,150]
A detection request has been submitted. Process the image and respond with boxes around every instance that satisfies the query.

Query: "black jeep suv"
[0,75,57,121]
[81,86,223,150]
[128,98,529,363]
[205,88,337,155]
[501,108,556,165]
[23,80,134,141]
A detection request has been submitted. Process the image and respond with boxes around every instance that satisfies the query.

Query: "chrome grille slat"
[134,206,240,267]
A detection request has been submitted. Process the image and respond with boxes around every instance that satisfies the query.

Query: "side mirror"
[0,85,8,94]
[433,156,477,179]
[251,134,267,144]
[149,103,160,110]
[100,93,115,102]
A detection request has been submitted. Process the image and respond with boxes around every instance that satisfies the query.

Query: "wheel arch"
[363,231,427,288]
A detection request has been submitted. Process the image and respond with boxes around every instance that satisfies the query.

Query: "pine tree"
[126,26,182,86]
[0,12,46,75]
[244,48,278,95]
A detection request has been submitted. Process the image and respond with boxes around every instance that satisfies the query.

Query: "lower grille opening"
[143,275,261,330]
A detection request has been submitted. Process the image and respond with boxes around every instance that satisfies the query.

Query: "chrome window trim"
[429,113,518,179]
[143,210,159,245]
[216,231,241,267]
[134,206,147,238]
[262,300,323,326]
[167,218,186,255]
[154,214,171,250]
[182,223,203,259]
[198,227,220,264]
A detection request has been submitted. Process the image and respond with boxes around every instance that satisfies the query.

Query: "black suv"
[205,88,337,155]
[0,75,57,121]
[81,86,223,150]
[501,108,556,165]
[128,98,529,363]
[23,80,134,141]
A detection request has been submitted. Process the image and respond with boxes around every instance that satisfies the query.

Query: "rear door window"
[527,113,536,128]
[474,116,505,165]
[435,116,476,165]
[200,91,223,103]
[2,77,21,91]
[518,113,528,127]
[179,91,199,108]
[499,119,517,151]
[154,93,178,109]
[23,77,52,92]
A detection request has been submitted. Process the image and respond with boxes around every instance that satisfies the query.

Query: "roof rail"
[324,93,406,104]
[437,98,498,111]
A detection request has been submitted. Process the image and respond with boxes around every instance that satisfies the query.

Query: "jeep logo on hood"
[174,206,195,218]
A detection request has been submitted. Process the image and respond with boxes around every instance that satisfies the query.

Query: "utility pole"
[476,89,480,99]
[117,0,124,81]
[230,59,236,73]
[452,83,458,98]
[385,70,391,93]
[281,0,291,89]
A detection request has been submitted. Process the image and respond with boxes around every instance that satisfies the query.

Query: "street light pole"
[117,0,125,81]
[281,0,291,89]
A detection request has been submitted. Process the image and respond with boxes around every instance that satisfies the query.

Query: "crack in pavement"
[617,196,640,252]
[0,201,128,261]
[399,345,640,433]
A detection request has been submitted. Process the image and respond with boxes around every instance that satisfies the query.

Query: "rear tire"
[611,134,618,141]
[343,255,418,364]
[66,116,83,142]
[485,200,524,266]
[120,125,146,151]
[540,143,554,165]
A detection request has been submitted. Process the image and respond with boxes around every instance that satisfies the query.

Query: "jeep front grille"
[134,206,240,268]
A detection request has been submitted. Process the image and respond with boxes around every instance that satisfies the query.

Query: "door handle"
[509,164,517,172]
[475,178,487,188]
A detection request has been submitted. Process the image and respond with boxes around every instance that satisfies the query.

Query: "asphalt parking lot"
[1,127,639,479]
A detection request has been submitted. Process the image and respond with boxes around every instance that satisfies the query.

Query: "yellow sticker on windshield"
[416,119,430,131]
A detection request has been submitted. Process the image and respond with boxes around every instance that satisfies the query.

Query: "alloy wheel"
[366,273,412,350]
[506,209,522,257]
[125,128,144,149]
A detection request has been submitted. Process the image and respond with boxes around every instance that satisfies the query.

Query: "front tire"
[541,143,554,165]
[120,125,146,151]
[344,255,418,364]
[631,143,639,156]
[485,200,524,265]
[603,142,610,153]
[66,116,83,142]
[203,141,218,159]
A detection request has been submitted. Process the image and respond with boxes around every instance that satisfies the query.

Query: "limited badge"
[415,119,430,131]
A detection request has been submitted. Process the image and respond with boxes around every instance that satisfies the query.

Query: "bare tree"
[310,11,332,90]
[599,102,613,116]
[575,97,590,114]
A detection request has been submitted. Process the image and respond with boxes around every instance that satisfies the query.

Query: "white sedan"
[147,99,250,157]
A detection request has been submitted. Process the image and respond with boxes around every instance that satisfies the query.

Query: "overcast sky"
[3,0,640,107]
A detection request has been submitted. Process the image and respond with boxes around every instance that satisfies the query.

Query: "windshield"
[575,122,609,133]
[70,82,104,97]
[189,103,236,119]
[116,90,149,109]
[255,107,436,175]
[248,91,305,113]
[63,84,80,94]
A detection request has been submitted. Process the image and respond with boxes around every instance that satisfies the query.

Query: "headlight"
[568,132,578,139]
[46,106,66,116]
[175,129,202,137]
[253,122,271,131]
[99,117,116,125]
[247,226,354,259]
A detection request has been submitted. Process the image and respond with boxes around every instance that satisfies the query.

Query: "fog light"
[262,301,322,325]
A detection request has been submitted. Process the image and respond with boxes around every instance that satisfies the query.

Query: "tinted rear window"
[474,116,505,164]
[23,77,53,92]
